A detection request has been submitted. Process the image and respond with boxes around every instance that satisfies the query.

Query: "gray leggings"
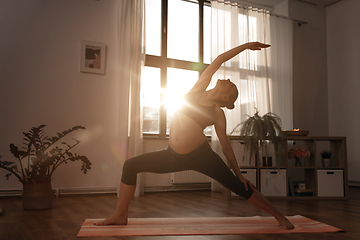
[121,141,253,200]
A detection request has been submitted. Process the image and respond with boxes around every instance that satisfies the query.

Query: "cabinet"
[225,136,348,200]
[317,170,344,197]
[260,169,287,196]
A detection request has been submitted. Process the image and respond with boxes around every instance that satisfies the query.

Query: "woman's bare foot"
[94,214,128,226]
[277,216,295,230]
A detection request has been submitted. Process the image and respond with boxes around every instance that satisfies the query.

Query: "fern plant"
[0,125,91,184]
[231,109,285,166]
[320,150,332,159]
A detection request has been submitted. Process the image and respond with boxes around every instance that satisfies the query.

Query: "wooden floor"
[1,187,359,240]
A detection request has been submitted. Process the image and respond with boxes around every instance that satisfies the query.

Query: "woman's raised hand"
[248,42,271,50]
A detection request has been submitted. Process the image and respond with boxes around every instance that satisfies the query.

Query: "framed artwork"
[81,40,106,74]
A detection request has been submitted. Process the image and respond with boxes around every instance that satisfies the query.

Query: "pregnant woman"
[96,42,294,230]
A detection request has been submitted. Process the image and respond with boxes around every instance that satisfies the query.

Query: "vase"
[22,182,54,210]
[322,158,331,168]
[262,157,272,167]
[295,157,302,167]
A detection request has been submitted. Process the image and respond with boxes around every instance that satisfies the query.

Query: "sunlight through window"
[238,14,258,70]
[166,68,199,134]
[142,67,160,134]
[168,0,199,62]
[145,0,161,56]
[204,4,211,64]
[143,0,214,136]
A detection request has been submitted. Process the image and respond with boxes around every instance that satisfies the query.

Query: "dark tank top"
[178,92,217,129]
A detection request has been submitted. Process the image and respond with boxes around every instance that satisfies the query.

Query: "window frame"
[144,1,276,138]
[144,0,210,138]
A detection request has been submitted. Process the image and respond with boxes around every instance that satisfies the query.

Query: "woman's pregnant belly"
[169,112,208,154]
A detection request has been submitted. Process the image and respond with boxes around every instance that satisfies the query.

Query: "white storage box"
[230,140,255,167]
[317,170,344,197]
[231,169,257,196]
[260,169,287,196]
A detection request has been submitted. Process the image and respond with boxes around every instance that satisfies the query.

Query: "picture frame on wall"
[81,40,106,74]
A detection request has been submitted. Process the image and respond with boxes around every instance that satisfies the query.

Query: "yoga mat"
[77,215,344,237]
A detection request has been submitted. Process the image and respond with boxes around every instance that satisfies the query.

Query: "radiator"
[171,170,211,184]
[0,187,117,197]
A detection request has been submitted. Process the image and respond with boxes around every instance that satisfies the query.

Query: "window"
[143,0,265,137]
[143,0,211,137]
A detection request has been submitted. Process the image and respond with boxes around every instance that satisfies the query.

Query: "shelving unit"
[226,136,348,200]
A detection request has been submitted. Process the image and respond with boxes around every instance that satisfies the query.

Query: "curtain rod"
[270,12,308,26]
[208,0,308,26]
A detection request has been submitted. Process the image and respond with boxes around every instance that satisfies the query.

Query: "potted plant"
[231,109,285,167]
[0,125,91,210]
[320,150,332,167]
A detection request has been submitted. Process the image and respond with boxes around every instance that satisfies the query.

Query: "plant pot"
[22,182,54,210]
[262,157,272,167]
[321,158,331,168]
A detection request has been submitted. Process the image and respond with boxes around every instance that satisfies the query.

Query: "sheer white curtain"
[117,0,145,197]
[210,1,293,191]
[268,15,293,129]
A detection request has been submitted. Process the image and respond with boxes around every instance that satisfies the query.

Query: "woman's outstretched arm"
[214,108,256,191]
[189,42,270,93]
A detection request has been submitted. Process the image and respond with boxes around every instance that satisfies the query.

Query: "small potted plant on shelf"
[320,150,332,167]
[230,109,285,167]
[0,125,91,210]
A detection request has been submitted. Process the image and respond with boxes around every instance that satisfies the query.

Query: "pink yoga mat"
[77,215,343,237]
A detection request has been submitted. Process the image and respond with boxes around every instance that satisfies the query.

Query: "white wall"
[326,0,360,183]
[288,0,329,136]
[273,0,289,16]
[0,0,123,191]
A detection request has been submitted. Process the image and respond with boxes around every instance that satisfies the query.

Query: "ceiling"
[238,0,341,8]
[294,0,341,6]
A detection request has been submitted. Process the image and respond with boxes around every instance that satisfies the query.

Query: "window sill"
[143,134,169,140]
[143,134,212,141]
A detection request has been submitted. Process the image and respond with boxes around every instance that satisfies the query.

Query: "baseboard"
[144,183,211,193]
[55,187,117,196]
[0,189,23,197]
[0,184,210,197]
[349,181,360,187]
